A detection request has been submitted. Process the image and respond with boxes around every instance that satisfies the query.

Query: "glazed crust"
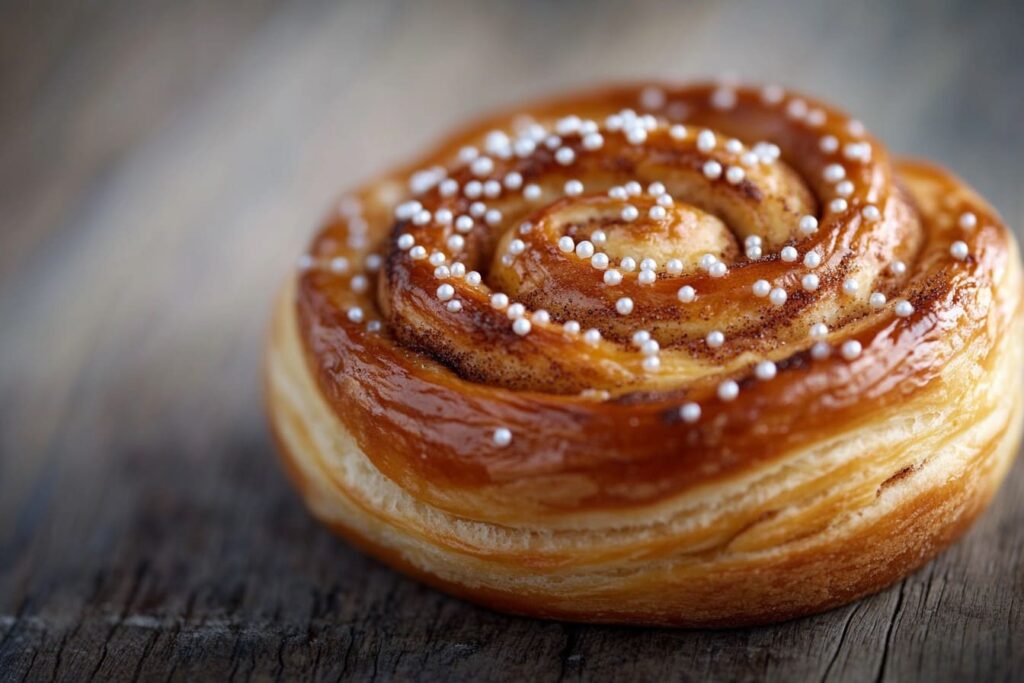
[266,83,1024,627]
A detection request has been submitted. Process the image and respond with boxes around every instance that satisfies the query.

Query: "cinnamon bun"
[265,82,1023,626]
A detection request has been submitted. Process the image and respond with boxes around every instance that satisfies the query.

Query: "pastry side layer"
[267,277,1023,626]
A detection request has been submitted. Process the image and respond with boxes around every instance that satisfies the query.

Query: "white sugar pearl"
[861,204,881,221]
[455,215,474,233]
[506,302,525,318]
[709,262,728,278]
[706,330,725,348]
[485,209,503,226]
[841,340,863,360]
[625,181,642,196]
[780,246,798,262]
[621,205,640,221]
[667,259,684,275]
[412,210,432,226]
[959,212,977,230]
[699,254,717,270]
[620,256,637,272]
[484,178,502,196]
[895,299,914,317]
[365,254,383,272]
[450,262,466,278]
[702,160,723,179]
[409,245,427,260]
[447,235,465,252]
[657,194,674,207]
[761,84,785,104]
[802,273,820,291]
[471,156,494,177]
[591,253,610,269]
[726,166,745,184]
[697,129,716,152]
[591,230,607,245]
[436,284,455,301]
[604,269,623,286]
[640,258,657,271]
[869,292,887,308]
[582,132,604,150]
[670,124,687,140]
[397,233,415,250]
[823,163,846,183]
[439,179,459,197]
[503,172,523,190]
[329,257,350,273]
[563,321,581,335]
[575,240,595,259]
[555,147,575,165]
[464,181,483,199]
[677,285,696,302]
[891,260,907,276]
[564,179,584,196]
[830,198,848,213]
[746,245,762,260]
[786,98,808,119]
[647,181,666,196]
[490,293,509,309]
[803,251,822,268]
[558,236,575,253]
[532,309,550,324]
[725,138,743,153]
[799,215,819,234]
[466,271,482,286]
[755,360,777,381]
[583,329,602,346]
[626,127,647,145]
[810,322,829,339]
[508,239,526,255]
[524,184,542,200]
[434,209,453,225]
[642,356,661,372]
[641,340,660,356]
[811,342,831,359]
[649,205,667,220]
[836,180,854,197]
[950,240,969,260]
[446,300,463,313]
[512,317,532,336]
[819,135,839,153]
[347,307,364,323]
[842,278,860,295]
[680,402,701,423]
[350,275,369,293]
[638,269,657,285]
[632,330,651,346]
[769,287,788,306]
[616,297,634,315]
[717,380,739,402]
[493,428,512,447]
[752,280,771,297]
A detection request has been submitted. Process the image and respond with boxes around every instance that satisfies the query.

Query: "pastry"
[265,82,1023,627]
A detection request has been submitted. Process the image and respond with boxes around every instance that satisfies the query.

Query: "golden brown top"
[292,82,1020,523]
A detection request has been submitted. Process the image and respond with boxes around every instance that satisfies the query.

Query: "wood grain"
[1,0,1021,680]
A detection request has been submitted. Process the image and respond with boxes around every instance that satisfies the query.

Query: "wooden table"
[2,1,1022,680]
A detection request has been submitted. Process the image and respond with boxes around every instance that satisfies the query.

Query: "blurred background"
[1,1,1022,680]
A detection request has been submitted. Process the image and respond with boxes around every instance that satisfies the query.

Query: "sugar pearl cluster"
[300,81,981,447]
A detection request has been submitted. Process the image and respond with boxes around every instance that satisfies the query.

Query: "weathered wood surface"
[1,1,1022,681]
